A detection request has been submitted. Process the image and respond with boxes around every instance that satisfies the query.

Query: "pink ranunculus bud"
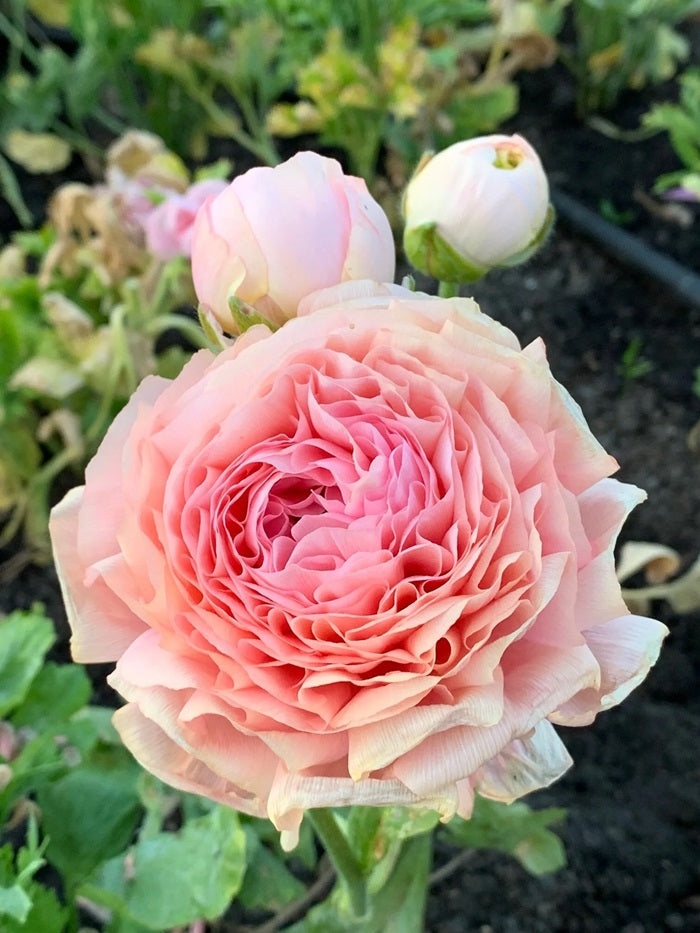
[143,179,229,261]
[403,134,553,283]
[190,151,396,333]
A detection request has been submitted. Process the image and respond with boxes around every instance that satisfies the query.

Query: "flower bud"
[191,151,396,334]
[403,134,553,282]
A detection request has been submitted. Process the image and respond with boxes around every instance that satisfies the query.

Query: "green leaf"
[444,796,567,876]
[439,82,518,145]
[238,827,306,911]
[80,805,247,929]
[0,881,69,933]
[514,827,567,876]
[290,832,432,933]
[0,882,32,923]
[38,762,143,883]
[12,662,91,732]
[0,608,55,718]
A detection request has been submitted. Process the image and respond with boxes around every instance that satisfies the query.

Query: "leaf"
[0,883,32,923]
[38,762,143,883]
[12,662,91,732]
[290,833,432,933]
[444,796,567,876]
[0,882,69,933]
[79,805,247,929]
[514,828,566,876]
[2,131,72,174]
[0,609,55,718]
[237,827,306,911]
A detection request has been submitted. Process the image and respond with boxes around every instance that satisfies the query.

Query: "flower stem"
[306,808,367,919]
[438,281,459,298]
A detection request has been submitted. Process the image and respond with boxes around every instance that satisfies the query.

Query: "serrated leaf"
[80,805,246,929]
[0,609,55,718]
[0,880,69,933]
[0,883,33,923]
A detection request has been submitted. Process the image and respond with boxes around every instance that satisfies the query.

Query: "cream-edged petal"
[347,675,504,780]
[550,613,668,725]
[113,705,266,818]
[49,487,149,663]
[266,764,462,851]
[390,642,599,797]
[475,719,572,802]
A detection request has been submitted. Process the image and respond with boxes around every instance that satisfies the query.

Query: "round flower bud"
[403,134,553,283]
[191,151,396,333]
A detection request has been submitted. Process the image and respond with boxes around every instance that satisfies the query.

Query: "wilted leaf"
[620,549,700,616]
[25,0,70,27]
[617,541,683,584]
[3,131,71,174]
[9,357,84,399]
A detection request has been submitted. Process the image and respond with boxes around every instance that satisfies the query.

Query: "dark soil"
[2,24,700,933]
[423,38,700,933]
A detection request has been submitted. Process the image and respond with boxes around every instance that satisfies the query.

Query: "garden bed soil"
[2,39,700,933]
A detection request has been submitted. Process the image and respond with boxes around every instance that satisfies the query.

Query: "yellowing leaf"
[3,130,72,174]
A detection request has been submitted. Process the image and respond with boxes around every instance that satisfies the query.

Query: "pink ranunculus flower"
[190,152,396,332]
[49,282,667,849]
[143,179,229,261]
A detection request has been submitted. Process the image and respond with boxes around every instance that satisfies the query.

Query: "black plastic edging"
[551,188,700,310]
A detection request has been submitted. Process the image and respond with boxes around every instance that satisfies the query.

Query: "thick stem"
[438,280,460,298]
[306,808,367,919]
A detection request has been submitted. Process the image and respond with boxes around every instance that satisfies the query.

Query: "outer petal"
[551,614,669,726]
[474,719,573,802]
[113,705,267,818]
[49,487,150,662]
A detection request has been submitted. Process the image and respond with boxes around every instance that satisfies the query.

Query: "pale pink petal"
[113,705,267,818]
[347,675,504,780]
[49,487,149,662]
[551,614,668,725]
[475,719,573,802]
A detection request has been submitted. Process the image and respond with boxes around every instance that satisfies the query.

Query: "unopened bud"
[403,134,553,283]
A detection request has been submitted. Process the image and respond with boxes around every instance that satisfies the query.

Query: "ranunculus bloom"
[191,152,396,332]
[403,134,552,282]
[50,283,666,848]
[143,179,229,261]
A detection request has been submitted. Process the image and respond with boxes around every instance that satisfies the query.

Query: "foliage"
[564,0,700,114]
[266,3,567,184]
[643,67,700,198]
[0,133,219,568]
[0,606,567,931]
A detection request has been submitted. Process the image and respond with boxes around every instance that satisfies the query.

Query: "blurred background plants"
[1,0,699,569]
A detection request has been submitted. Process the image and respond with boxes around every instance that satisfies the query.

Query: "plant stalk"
[306,808,367,919]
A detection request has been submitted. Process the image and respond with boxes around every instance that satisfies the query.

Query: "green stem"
[438,280,459,298]
[306,808,367,919]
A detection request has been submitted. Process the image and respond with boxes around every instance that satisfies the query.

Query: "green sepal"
[403,223,487,284]
[228,296,279,335]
